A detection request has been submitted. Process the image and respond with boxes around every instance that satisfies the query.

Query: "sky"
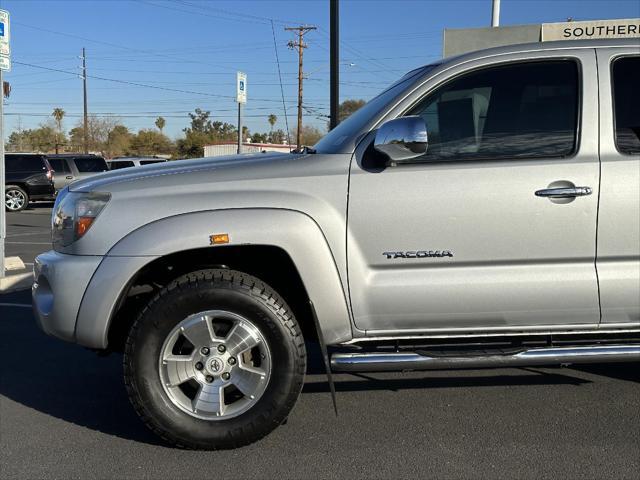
[1,0,639,140]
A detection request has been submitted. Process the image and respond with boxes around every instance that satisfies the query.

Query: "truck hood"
[69,152,307,193]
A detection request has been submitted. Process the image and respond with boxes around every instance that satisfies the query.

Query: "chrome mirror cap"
[374,116,428,163]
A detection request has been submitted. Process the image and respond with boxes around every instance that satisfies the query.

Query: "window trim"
[391,58,584,166]
[610,54,640,157]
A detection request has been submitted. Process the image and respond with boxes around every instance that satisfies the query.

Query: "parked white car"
[108,157,169,170]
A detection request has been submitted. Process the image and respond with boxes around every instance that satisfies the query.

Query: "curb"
[0,272,34,294]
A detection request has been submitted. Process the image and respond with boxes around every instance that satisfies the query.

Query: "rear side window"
[74,157,109,172]
[110,161,135,169]
[5,155,46,172]
[48,158,70,173]
[407,61,579,162]
[612,56,640,155]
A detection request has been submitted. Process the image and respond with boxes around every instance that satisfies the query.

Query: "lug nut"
[201,347,210,355]
[195,362,204,370]
[222,372,230,380]
[205,375,214,383]
[228,357,237,366]
[217,344,226,353]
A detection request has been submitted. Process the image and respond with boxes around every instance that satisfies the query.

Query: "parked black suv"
[5,153,56,211]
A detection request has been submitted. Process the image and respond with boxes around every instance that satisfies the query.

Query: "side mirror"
[374,116,428,164]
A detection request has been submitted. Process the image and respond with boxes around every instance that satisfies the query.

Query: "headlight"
[52,191,111,247]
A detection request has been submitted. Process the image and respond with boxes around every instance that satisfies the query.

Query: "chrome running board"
[330,345,640,372]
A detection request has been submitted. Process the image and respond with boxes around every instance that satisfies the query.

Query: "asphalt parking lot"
[1,205,639,479]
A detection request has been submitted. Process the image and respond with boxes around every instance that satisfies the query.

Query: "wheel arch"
[75,208,353,349]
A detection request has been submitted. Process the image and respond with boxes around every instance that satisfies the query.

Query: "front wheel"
[124,269,306,449]
[5,185,29,212]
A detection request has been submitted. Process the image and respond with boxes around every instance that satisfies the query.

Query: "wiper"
[291,146,316,154]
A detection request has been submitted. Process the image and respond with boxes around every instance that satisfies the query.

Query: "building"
[203,142,292,157]
[443,18,640,57]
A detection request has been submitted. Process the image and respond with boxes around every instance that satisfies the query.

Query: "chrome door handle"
[535,186,592,198]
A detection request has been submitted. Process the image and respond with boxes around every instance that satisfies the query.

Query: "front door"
[347,52,601,333]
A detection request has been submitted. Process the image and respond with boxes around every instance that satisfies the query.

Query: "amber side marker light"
[210,233,230,245]
[76,217,95,237]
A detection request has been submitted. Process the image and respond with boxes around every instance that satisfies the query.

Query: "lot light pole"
[81,47,88,154]
[0,65,4,279]
[0,8,9,280]
[491,0,501,27]
[329,0,339,130]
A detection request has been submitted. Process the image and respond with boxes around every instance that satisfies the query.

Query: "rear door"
[71,156,109,180]
[47,157,74,190]
[596,49,640,324]
[347,49,602,334]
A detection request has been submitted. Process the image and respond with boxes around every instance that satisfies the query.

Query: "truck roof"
[440,37,639,67]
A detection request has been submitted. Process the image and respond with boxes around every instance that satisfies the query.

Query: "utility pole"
[491,0,501,27]
[286,25,316,151]
[329,0,339,130]
[81,47,89,153]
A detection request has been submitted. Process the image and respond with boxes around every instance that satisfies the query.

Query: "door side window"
[612,56,640,155]
[406,61,579,162]
[73,157,109,172]
[48,158,70,173]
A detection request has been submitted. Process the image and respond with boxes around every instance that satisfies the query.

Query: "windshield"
[313,65,436,154]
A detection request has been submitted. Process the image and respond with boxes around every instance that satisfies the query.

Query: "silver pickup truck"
[33,39,639,449]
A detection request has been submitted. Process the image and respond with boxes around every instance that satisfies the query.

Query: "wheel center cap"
[206,357,225,374]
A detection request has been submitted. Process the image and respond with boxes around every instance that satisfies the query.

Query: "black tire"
[124,268,306,449]
[5,185,29,212]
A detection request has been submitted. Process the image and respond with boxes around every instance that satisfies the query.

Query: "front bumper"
[32,251,103,343]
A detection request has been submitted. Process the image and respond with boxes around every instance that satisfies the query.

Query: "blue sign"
[239,80,245,91]
[0,23,4,37]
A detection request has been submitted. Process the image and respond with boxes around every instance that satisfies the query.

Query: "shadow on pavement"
[1,289,637,446]
[0,291,162,446]
[303,366,594,394]
[570,363,640,383]
[26,201,55,210]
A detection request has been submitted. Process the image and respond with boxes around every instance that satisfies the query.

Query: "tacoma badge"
[383,250,454,259]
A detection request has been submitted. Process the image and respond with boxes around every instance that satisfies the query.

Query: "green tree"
[6,124,59,153]
[290,125,324,147]
[128,129,174,156]
[176,108,238,158]
[268,129,287,144]
[339,99,366,122]
[105,125,133,158]
[268,114,277,133]
[252,132,268,143]
[155,116,166,133]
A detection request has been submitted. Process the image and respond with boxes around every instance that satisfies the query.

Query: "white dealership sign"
[236,71,247,104]
[542,18,640,41]
[0,9,10,71]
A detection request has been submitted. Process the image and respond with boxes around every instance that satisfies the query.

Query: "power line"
[271,20,291,148]
[11,60,301,104]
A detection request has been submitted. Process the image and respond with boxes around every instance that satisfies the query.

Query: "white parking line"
[5,242,51,245]
[7,231,51,238]
[0,303,32,309]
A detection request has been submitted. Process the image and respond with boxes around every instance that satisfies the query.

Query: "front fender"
[75,208,353,348]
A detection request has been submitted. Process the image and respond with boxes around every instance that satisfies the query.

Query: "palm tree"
[155,116,166,133]
[268,114,277,133]
[52,108,65,153]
